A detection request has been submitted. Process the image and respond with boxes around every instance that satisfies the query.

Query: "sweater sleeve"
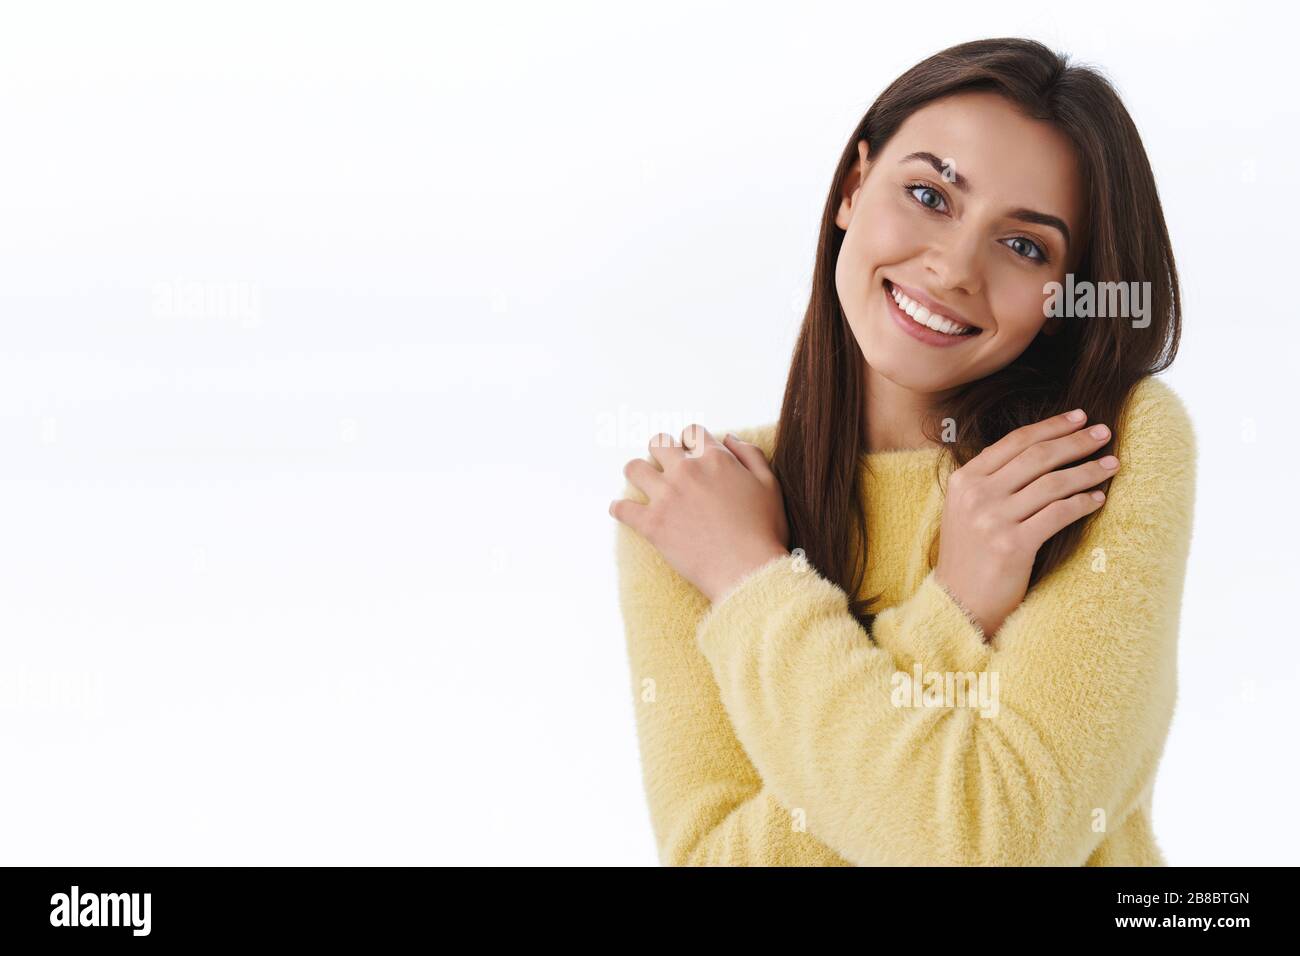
[615,472,850,866]
[694,378,1196,866]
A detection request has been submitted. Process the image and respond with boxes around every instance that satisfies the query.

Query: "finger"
[648,431,686,469]
[967,408,1091,477]
[609,496,650,533]
[1006,455,1119,521]
[623,456,667,501]
[723,433,774,479]
[681,423,724,459]
[1018,488,1106,548]
[990,421,1114,495]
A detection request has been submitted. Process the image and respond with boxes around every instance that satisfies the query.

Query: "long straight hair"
[773,37,1181,630]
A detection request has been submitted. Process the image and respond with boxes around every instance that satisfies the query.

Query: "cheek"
[837,198,921,300]
[853,199,916,266]
[991,282,1051,340]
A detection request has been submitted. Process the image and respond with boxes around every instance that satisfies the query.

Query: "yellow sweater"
[614,375,1196,866]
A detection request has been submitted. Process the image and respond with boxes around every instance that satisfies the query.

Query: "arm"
[615,470,850,866]
[695,380,1196,866]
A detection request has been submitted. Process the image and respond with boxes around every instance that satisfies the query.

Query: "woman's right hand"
[933,409,1120,640]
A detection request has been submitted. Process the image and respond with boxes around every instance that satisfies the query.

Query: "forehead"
[882,91,1083,223]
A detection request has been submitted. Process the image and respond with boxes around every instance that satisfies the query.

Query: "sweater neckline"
[860,445,947,465]
[857,444,949,480]
[862,445,945,457]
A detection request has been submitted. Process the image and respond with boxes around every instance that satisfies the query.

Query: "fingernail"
[1091,490,1106,502]
[1100,455,1119,469]
[725,433,738,442]
[1066,409,1086,423]
[1089,424,1110,440]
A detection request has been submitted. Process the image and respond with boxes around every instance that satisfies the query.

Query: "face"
[834,91,1085,395]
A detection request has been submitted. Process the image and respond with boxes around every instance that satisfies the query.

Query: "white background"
[0,0,1295,865]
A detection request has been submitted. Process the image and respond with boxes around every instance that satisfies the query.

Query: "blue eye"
[905,183,948,213]
[1003,236,1046,262]
[904,181,1051,265]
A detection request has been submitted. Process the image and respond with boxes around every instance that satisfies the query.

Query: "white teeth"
[889,285,974,336]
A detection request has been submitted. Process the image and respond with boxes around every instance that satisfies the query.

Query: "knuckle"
[1041,470,1070,496]
[1042,498,1070,519]
[1024,443,1053,470]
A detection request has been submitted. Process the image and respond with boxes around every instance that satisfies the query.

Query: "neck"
[862,363,959,454]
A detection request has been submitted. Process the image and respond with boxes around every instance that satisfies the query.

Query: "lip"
[883,280,983,347]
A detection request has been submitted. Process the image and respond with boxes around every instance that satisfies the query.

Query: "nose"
[924,226,983,297]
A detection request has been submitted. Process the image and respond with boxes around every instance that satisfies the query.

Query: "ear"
[834,139,871,230]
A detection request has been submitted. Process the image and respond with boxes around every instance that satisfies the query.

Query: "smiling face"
[835,91,1086,395]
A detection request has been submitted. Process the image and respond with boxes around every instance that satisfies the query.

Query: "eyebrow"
[900,151,1072,249]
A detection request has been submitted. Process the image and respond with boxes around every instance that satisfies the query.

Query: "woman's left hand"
[610,424,790,604]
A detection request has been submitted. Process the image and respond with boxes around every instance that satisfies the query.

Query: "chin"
[860,329,962,393]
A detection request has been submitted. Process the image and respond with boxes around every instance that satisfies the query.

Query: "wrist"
[705,542,790,604]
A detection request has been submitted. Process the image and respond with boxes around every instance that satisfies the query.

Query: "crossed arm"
[615,382,1194,865]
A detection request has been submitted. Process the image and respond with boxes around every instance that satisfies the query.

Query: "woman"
[609,37,1195,866]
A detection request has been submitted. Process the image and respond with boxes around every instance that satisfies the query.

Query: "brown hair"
[773,37,1181,630]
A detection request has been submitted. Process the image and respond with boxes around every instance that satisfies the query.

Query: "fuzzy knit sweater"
[614,375,1196,866]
